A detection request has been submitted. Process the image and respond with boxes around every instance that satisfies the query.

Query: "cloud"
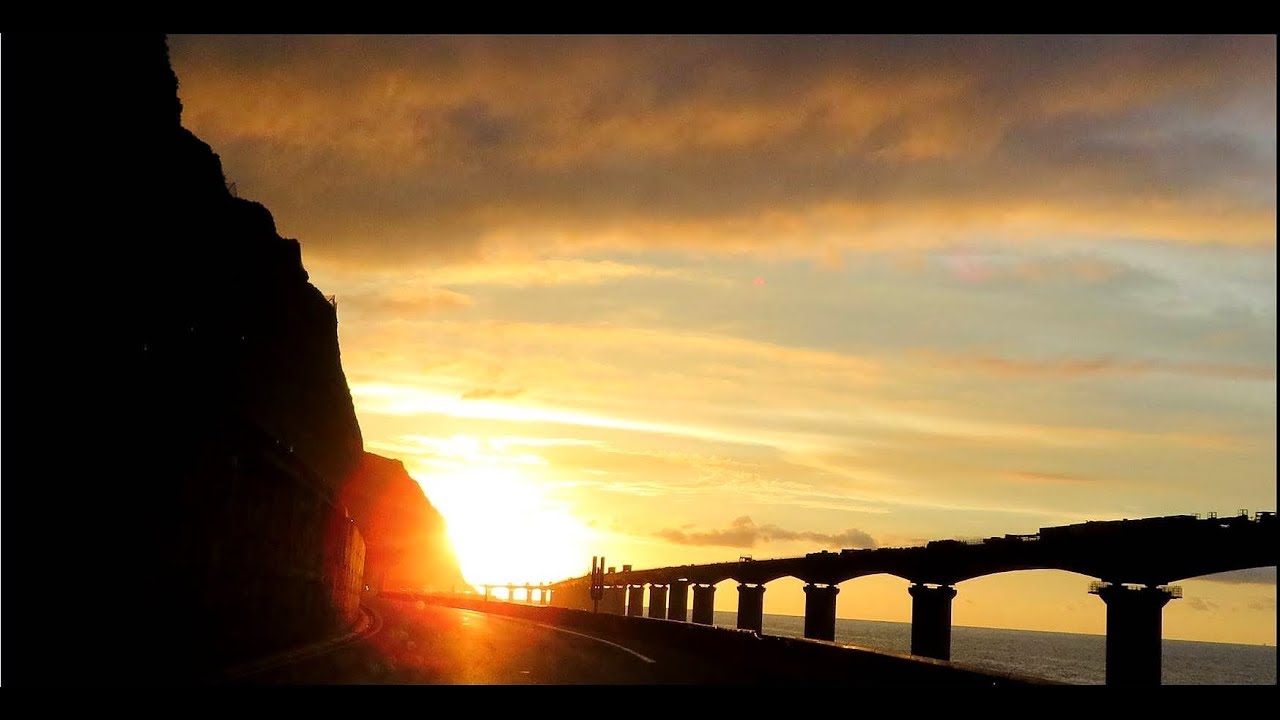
[427,259,705,287]
[999,470,1098,485]
[655,515,877,550]
[1199,567,1277,585]
[1247,597,1276,611]
[921,352,1275,382]
[1185,597,1219,612]
[342,285,474,315]
[460,386,525,400]
[169,35,1276,267]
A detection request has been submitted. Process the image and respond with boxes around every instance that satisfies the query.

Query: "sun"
[409,436,597,591]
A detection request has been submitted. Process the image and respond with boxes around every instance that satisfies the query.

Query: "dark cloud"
[655,515,876,550]
[168,35,1276,266]
[1199,567,1277,585]
[1247,597,1276,611]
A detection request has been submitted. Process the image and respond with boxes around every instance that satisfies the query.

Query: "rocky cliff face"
[14,34,364,486]
[6,34,456,684]
[342,453,468,593]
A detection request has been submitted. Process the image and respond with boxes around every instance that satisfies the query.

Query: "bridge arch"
[547,513,1274,683]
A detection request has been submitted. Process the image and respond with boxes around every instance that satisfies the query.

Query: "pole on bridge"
[590,556,605,613]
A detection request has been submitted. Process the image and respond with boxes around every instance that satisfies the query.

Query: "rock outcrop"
[342,453,468,593]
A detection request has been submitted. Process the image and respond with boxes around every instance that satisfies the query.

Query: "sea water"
[710,612,1276,685]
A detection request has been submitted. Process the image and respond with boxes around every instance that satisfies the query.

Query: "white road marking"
[526,622,657,664]
[455,608,657,664]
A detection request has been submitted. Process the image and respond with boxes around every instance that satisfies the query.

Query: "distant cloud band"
[656,515,877,550]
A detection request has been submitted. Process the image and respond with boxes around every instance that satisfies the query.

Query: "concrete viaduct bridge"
[537,512,1276,685]
[479,583,553,605]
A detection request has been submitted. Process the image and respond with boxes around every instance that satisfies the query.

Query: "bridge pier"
[803,583,840,641]
[647,584,669,619]
[627,585,645,616]
[736,584,766,633]
[691,584,716,625]
[667,580,690,622]
[908,583,956,660]
[1091,583,1178,686]
[604,585,627,615]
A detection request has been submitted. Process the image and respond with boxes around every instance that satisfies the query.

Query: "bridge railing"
[1088,581,1184,598]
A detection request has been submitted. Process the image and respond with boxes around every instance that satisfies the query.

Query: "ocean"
[710,612,1276,685]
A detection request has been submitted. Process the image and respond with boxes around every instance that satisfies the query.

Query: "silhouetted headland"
[6,34,462,685]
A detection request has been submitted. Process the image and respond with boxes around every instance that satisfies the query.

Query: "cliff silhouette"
[6,34,463,684]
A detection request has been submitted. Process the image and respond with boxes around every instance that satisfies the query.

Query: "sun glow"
[407,434,598,589]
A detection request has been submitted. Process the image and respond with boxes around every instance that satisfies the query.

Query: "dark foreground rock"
[3,34,457,684]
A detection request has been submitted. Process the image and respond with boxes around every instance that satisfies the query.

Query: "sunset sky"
[169,35,1275,645]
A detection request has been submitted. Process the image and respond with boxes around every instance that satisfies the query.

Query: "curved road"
[235,598,717,684]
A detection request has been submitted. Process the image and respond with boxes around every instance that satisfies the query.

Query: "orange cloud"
[169,35,1277,267]
[655,515,877,550]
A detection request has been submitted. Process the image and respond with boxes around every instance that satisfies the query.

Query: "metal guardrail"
[1088,581,1183,598]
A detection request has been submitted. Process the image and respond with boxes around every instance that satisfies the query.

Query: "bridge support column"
[803,583,840,641]
[647,584,668,619]
[736,584,766,633]
[627,585,645,616]
[605,586,627,615]
[691,584,716,625]
[1091,583,1178,686]
[667,580,690,622]
[908,583,956,660]
[542,585,550,605]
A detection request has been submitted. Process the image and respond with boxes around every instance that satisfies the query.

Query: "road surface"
[233,597,722,684]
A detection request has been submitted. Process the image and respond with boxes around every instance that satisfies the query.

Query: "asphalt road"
[236,598,714,684]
